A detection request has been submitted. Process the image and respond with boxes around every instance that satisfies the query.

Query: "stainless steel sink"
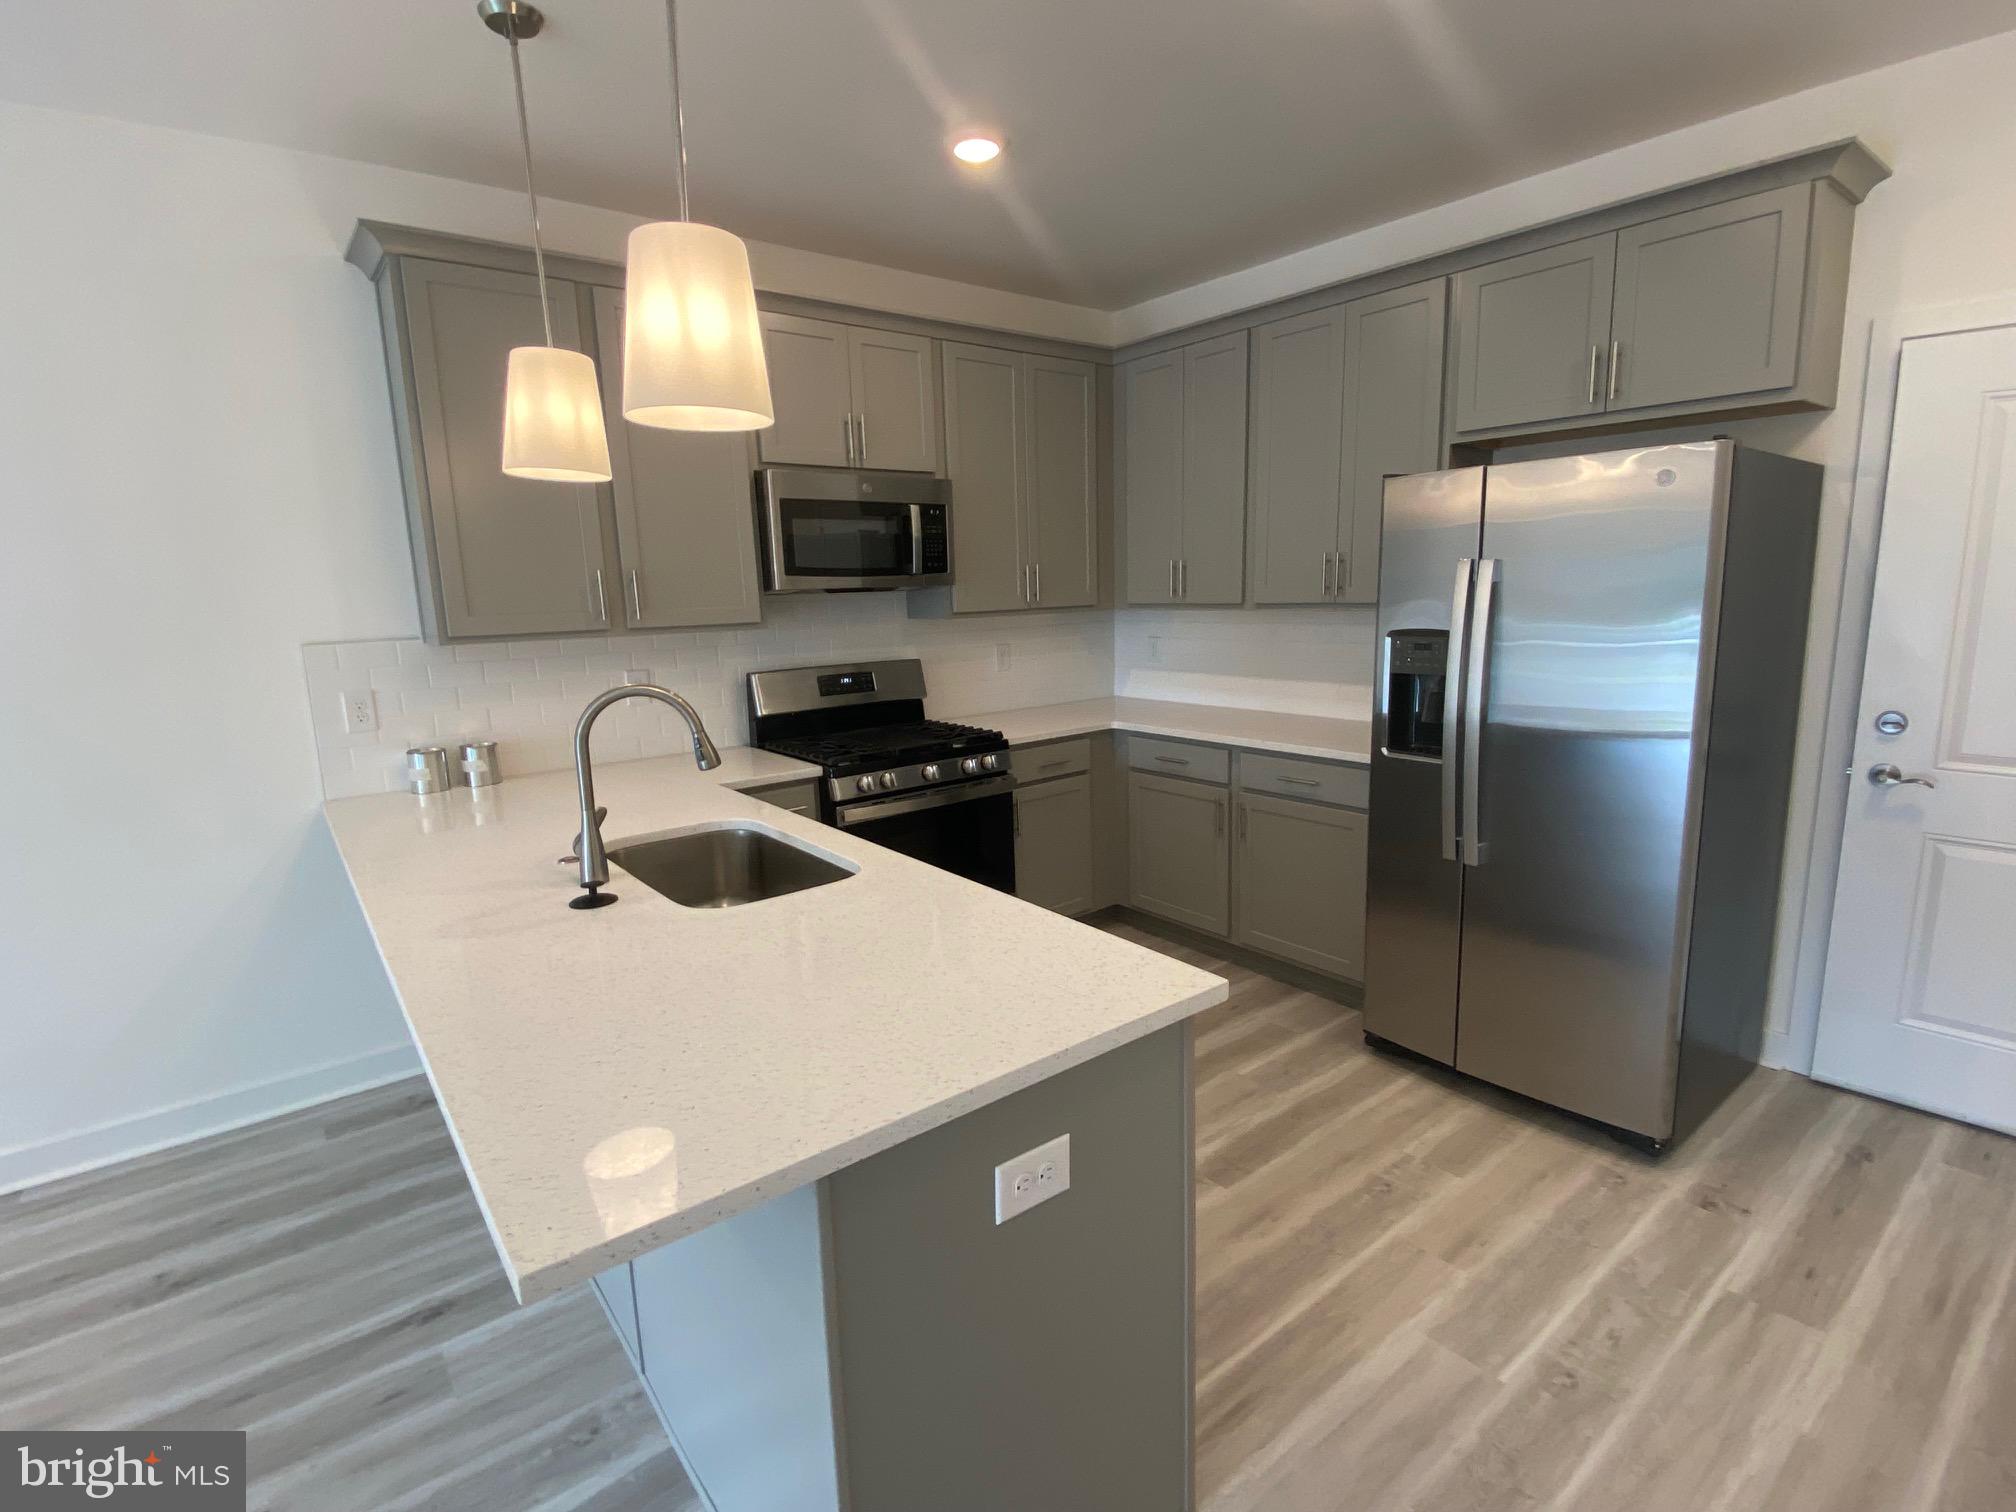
[605,825,853,909]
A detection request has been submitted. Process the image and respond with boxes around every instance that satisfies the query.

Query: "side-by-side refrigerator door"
[1453,442,1727,1140]
[1364,467,1483,1064]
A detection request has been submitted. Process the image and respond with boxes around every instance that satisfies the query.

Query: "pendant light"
[482,0,613,482]
[621,0,773,431]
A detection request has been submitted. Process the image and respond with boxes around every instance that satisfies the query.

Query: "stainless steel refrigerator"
[1365,440,1820,1150]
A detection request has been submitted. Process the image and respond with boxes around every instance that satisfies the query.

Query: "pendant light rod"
[665,0,690,221]
[497,1,557,347]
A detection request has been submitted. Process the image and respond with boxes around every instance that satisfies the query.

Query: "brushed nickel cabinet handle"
[1277,775,1320,788]
[1608,339,1621,403]
[855,413,868,464]
[626,568,643,623]
[1238,803,1248,841]
[1153,754,1191,766]
[591,568,608,625]
[1335,551,1348,598]
[1033,562,1042,602]
[1321,551,1332,598]
[1587,345,1600,405]
[1179,558,1188,598]
[842,415,856,466]
[1214,798,1225,838]
[1168,559,1176,599]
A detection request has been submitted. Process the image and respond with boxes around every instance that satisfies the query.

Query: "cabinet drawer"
[1126,736,1229,785]
[1017,737,1092,781]
[1237,752,1368,809]
[748,780,820,818]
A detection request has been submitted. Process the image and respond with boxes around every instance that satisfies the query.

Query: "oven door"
[834,776,1017,893]
[759,468,951,592]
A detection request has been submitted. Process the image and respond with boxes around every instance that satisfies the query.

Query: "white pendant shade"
[622,220,774,431]
[502,345,613,482]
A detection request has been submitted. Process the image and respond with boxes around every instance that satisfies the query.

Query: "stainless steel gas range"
[747,659,1016,893]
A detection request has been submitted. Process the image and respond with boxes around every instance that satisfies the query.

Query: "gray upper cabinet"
[848,327,939,472]
[395,258,615,640]
[1121,349,1185,604]
[940,343,1097,613]
[1247,307,1345,606]
[1337,279,1446,603]
[1121,334,1247,605]
[1015,773,1096,915]
[758,313,939,472]
[756,313,853,467]
[591,289,762,631]
[1608,184,1810,412]
[1246,280,1444,605]
[1451,233,1616,435]
[1126,770,1230,936]
[1234,791,1367,980]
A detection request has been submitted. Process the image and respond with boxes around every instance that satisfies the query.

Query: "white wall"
[0,100,1109,1192]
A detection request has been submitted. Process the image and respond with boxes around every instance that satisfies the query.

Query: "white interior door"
[1813,323,2016,1133]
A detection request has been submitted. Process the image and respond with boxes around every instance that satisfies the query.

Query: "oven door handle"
[834,773,1016,827]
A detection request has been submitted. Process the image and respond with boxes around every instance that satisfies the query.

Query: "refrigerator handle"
[1460,558,1500,867]
[1441,559,1474,863]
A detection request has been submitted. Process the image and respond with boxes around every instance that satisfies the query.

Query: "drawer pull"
[1038,758,1071,770]
[1276,775,1321,788]
[1153,755,1191,766]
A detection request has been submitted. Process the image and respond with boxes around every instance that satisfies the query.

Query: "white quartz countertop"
[323,747,1226,1304]
[980,697,1372,764]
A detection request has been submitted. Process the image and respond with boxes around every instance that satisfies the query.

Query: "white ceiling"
[4,1,2010,309]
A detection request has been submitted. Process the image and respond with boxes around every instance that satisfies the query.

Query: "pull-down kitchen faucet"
[568,684,721,909]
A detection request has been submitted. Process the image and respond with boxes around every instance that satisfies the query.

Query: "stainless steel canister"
[405,745,451,796]
[457,739,501,789]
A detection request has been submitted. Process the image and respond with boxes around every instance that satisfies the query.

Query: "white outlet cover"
[994,1133,1071,1224]
[994,642,1013,672]
[340,688,378,734]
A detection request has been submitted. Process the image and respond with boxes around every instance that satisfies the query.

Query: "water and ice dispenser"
[1384,631,1447,758]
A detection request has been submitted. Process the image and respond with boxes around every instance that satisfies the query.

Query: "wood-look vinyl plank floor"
[2,920,2010,1512]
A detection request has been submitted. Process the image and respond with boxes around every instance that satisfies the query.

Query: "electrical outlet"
[620,668,656,687]
[994,642,1013,673]
[339,689,378,735]
[994,1133,1071,1224]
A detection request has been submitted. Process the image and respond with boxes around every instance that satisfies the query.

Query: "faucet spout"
[568,683,722,908]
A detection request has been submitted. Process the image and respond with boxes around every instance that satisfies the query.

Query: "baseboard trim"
[0,1042,423,1196]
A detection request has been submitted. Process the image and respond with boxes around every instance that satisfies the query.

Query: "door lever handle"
[1867,764,1935,790]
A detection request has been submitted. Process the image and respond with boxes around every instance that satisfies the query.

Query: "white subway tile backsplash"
[304,594,1115,798]
[1112,607,1377,719]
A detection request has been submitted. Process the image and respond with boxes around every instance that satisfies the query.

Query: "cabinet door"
[757,312,853,466]
[941,341,1028,613]
[1235,793,1367,980]
[1121,350,1184,604]
[1024,354,1098,609]
[592,289,761,630]
[1127,771,1230,935]
[399,258,613,639]
[1450,233,1616,435]
[1179,332,1250,604]
[849,326,939,473]
[1015,774,1095,915]
[1609,184,1810,412]
[1337,278,1447,603]
[1247,307,1347,606]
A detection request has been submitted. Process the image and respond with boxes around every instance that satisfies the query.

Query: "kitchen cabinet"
[1450,233,1616,435]
[1122,333,1248,604]
[591,289,762,631]
[1234,791,1367,980]
[1015,772,1095,915]
[747,780,819,818]
[394,258,615,640]
[1247,279,1445,605]
[1608,184,1810,412]
[758,313,938,473]
[1126,770,1230,935]
[1450,183,1847,440]
[940,342,1097,613]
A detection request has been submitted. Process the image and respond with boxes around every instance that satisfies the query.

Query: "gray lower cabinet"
[1126,770,1230,935]
[1014,773,1095,915]
[1234,791,1367,979]
[1451,232,1616,435]
[940,342,1097,613]
[748,779,819,818]
[393,258,615,639]
[758,312,939,472]
[1121,334,1248,605]
[1247,279,1444,605]
[591,289,761,630]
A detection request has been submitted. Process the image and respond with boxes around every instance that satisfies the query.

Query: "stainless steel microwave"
[756,467,952,593]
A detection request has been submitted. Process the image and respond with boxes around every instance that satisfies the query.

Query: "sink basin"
[605,825,854,909]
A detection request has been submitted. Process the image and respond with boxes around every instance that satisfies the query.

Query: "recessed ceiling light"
[951,135,1003,166]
